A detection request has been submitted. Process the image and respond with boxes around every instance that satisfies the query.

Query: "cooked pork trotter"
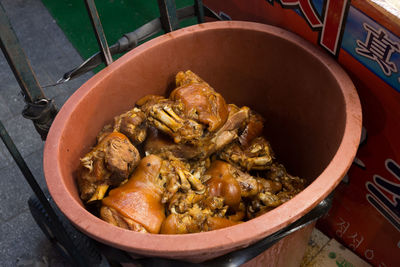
[113,107,147,145]
[238,110,265,147]
[205,160,242,210]
[97,107,147,145]
[209,104,250,153]
[101,155,166,233]
[137,71,229,145]
[144,103,250,161]
[137,95,204,145]
[78,132,140,202]
[219,136,274,171]
[170,70,228,132]
[160,213,187,234]
[158,153,206,203]
[100,206,148,233]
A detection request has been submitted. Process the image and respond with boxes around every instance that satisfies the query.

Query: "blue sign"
[342,6,400,92]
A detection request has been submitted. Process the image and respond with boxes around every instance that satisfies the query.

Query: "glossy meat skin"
[101,155,166,233]
[100,153,209,233]
[205,160,305,221]
[205,160,242,210]
[170,71,228,132]
[238,110,265,147]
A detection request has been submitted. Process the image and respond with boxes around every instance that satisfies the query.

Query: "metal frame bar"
[157,0,180,32]
[84,0,113,66]
[194,0,205,23]
[0,3,57,140]
[0,4,45,103]
[55,2,224,84]
[0,121,87,266]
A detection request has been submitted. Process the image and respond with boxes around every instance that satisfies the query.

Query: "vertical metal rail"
[157,0,180,32]
[0,121,87,266]
[0,4,45,103]
[0,3,57,140]
[84,0,113,66]
[0,122,47,216]
[194,0,204,23]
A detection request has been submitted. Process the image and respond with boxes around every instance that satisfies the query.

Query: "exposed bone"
[150,107,182,132]
[184,170,206,194]
[217,105,249,133]
[150,118,175,136]
[219,136,274,171]
[212,130,238,151]
[162,175,179,204]
[80,156,94,172]
[248,156,273,169]
[233,171,260,198]
[250,144,263,153]
[163,105,184,123]
[87,184,109,203]
[176,168,191,191]
[111,107,148,144]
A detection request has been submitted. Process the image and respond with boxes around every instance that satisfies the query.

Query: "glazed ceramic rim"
[44,21,362,257]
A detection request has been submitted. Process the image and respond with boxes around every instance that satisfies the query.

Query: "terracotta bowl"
[44,21,361,264]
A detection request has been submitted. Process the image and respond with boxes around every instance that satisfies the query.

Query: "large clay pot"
[44,21,361,265]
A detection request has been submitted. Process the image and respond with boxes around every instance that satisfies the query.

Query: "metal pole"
[84,0,113,66]
[0,121,87,266]
[0,4,45,103]
[157,0,180,32]
[194,0,205,24]
[0,3,57,140]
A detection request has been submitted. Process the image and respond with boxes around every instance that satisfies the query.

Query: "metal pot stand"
[0,1,333,266]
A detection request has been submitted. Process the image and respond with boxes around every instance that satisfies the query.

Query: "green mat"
[41,0,196,71]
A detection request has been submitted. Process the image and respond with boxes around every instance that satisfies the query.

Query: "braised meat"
[144,104,249,160]
[247,163,306,218]
[78,132,140,202]
[144,126,201,160]
[238,109,265,147]
[171,70,229,133]
[77,70,306,235]
[101,154,206,233]
[160,190,236,234]
[137,70,231,146]
[219,136,274,171]
[101,155,166,233]
[97,107,147,145]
